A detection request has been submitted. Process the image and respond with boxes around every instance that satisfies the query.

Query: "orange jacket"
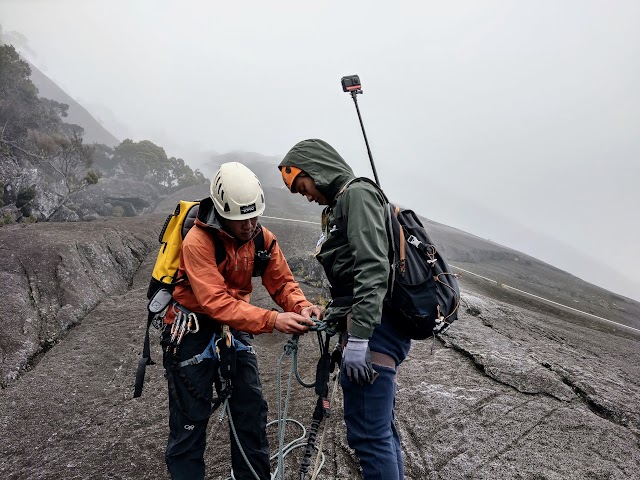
[167,201,311,335]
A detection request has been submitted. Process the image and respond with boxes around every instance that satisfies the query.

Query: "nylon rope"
[310,370,340,480]
[274,336,299,479]
[223,318,331,480]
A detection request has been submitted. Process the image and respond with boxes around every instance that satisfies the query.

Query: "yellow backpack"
[147,200,201,299]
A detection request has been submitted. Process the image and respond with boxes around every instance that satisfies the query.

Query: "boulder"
[95,202,115,217]
[48,205,80,222]
[0,205,22,224]
[79,210,99,221]
[287,255,329,290]
[109,199,137,217]
[75,178,160,216]
[0,158,66,220]
[3,182,17,206]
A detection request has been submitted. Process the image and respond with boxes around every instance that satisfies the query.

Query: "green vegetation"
[0,43,207,223]
[1,213,14,225]
[316,294,330,309]
[112,139,206,193]
[0,44,96,219]
[84,170,100,185]
[16,186,36,208]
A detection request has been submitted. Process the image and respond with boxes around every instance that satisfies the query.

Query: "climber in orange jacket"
[162,162,321,480]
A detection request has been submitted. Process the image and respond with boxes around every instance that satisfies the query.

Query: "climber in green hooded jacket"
[279,139,411,480]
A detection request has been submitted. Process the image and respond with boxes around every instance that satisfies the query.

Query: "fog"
[1,0,638,301]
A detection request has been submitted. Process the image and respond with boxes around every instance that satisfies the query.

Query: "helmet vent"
[224,202,230,212]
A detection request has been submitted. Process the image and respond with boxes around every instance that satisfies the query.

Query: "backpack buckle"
[407,235,422,249]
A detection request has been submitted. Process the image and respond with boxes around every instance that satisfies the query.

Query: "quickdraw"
[166,304,200,357]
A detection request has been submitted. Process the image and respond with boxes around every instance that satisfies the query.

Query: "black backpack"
[334,178,460,340]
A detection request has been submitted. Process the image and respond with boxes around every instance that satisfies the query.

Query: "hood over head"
[279,139,355,203]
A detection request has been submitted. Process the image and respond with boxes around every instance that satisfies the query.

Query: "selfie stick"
[341,75,381,187]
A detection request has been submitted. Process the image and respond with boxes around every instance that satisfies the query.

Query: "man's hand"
[342,337,374,385]
[274,312,315,335]
[300,305,323,320]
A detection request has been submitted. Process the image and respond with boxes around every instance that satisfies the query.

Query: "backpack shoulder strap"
[254,225,265,252]
[333,176,389,225]
[181,203,200,239]
[133,310,155,398]
[333,177,389,222]
[212,230,226,265]
[335,176,388,203]
[333,177,397,292]
[251,226,276,277]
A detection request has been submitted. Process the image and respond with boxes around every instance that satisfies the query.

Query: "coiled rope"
[223,318,334,480]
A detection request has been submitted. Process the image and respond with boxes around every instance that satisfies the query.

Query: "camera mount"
[340,75,380,186]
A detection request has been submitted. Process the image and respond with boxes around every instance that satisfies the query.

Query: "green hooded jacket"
[279,139,389,339]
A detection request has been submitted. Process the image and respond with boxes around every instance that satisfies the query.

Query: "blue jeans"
[341,312,411,479]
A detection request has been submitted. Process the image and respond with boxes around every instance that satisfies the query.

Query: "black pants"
[161,322,270,480]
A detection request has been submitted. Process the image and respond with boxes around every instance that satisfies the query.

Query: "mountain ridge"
[25,58,120,147]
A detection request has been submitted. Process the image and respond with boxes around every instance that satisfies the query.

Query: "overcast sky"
[1,0,639,300]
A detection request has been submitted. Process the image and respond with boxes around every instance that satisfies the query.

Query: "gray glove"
[342,337,374,385]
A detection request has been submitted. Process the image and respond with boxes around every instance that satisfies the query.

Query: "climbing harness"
[158,311,340,480]
[177,327,254,368]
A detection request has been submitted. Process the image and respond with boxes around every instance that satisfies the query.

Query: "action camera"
[341,75,362,93]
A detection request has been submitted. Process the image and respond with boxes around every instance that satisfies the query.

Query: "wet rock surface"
[0,216,639,479]
[0,216,159,385]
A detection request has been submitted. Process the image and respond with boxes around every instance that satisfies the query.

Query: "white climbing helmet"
[210,162,265,220]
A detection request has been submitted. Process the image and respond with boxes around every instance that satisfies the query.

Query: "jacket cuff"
[349,322,373,340]
[266,310,278,332]
[294,301,313,315]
